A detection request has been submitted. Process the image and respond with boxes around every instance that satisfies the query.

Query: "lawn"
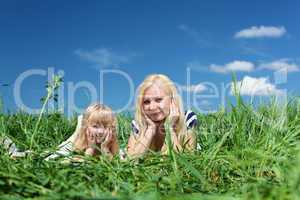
[0,98,299,199]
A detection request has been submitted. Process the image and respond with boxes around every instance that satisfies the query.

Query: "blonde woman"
[45,103,119,160]
[127,74,198,158]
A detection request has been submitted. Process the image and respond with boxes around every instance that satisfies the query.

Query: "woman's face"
[142,83,171,123]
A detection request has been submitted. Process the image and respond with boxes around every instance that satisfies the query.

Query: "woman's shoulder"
[131,119,140,135]
[184,110,198,129]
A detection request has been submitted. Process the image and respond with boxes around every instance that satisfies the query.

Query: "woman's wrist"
[145,126,156,139]
[147,124,156,131]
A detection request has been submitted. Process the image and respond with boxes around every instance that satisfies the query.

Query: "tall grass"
[0,97,300,199]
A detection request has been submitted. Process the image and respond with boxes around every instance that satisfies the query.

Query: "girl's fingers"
[87,129,92,143]
[105,131,112,144]
[96,134,101,143]
[106,131,111,141]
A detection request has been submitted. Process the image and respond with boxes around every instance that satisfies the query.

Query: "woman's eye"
[155,98,163,103]
[143,100,150,105]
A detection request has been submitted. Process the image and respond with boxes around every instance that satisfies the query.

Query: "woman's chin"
[151,115,166,123]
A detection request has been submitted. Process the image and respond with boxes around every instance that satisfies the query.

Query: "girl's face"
[87,121,106,136]
[142,83,171,123]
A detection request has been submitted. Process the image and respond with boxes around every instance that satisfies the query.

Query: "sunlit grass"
[0,98,300,199]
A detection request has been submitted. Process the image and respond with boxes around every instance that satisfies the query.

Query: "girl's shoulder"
[131,110,198,135]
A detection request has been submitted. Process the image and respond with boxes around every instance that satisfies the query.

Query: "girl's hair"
[135,74,186,136]
[74,103,117,151]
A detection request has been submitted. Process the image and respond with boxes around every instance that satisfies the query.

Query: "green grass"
[0,99,300,199]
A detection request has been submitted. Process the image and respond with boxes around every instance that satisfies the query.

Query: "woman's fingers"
[169,99,175,118]
[142,108,156,128]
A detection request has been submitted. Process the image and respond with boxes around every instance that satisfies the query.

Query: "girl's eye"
[91,124,100,128]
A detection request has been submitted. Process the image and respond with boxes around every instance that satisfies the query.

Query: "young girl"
[1,103,119,160]
[126,74,198,158]
[45,103,119,160]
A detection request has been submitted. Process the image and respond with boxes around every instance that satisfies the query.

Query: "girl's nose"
[96,127,105,133]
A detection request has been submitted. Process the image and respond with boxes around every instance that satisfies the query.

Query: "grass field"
[0,98,300,199]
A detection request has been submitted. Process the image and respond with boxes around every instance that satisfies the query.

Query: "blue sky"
[0,0,299,115]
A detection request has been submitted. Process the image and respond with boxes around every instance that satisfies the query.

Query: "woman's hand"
[168,98,180,130]
[142,109,157,130]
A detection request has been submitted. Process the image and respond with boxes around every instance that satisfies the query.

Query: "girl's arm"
[109,133,119,156]
[45,115,83,161]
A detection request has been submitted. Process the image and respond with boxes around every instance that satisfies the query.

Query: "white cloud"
[259,59,300,72]
[74,48,134,68]
[177,24,213,47]
[231,76,284,96]
[210,60,255,73]
[234,26,286,39]
[180,83,207,93]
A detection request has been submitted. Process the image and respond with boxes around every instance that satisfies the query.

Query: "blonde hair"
[74,103,117,151]
[135,74,186,137]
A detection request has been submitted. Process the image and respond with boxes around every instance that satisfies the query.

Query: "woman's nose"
[149,101,157,110]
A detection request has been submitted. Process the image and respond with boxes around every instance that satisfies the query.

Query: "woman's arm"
[182,129,197,151]
[126,127,156,158]
[162,128,196,154]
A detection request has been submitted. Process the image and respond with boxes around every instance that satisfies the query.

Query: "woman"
[126,74,198,158]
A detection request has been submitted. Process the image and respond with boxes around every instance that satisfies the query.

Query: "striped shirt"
[0,136,29,157]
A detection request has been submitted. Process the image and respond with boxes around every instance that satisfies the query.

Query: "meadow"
[0,95,300,199]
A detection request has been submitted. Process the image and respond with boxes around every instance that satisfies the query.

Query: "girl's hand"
[86,127,107,147]
[101,128,112,155]
[85,147,96,156]
[95,128,107,144]
[86,128,97,148]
